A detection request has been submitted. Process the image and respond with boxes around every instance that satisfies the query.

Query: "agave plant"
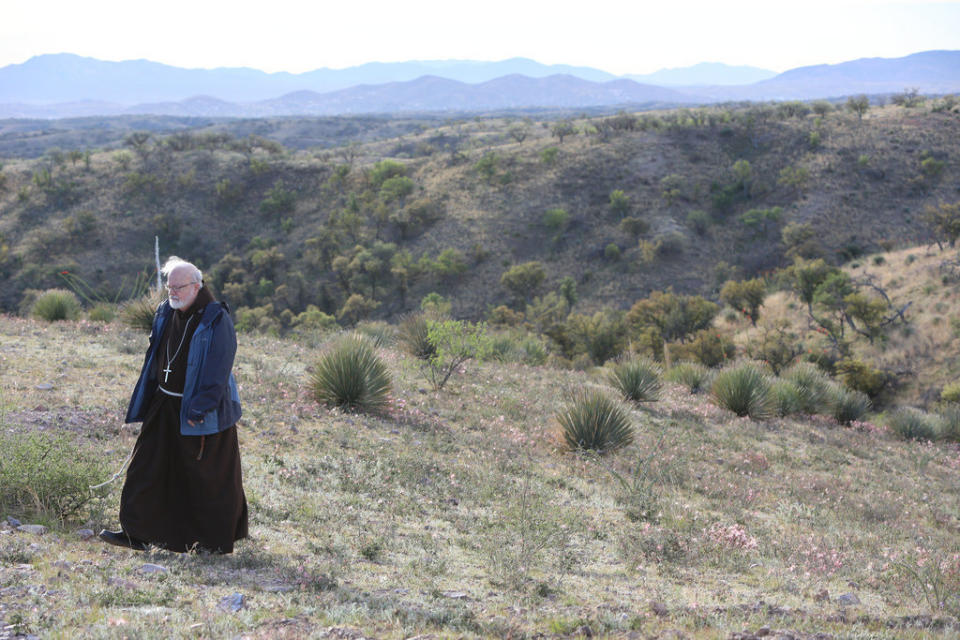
[710,361,773,419]
[397,313,436,360]
[665,362,712,394]
[608,358,662,403]
[886,407,938,441]
[782,361,832,414]
[829,385,872,426]
[31,289,81,322]
[557,389,634,454]
[310,333,392,412]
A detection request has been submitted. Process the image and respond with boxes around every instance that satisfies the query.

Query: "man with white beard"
[100,257,248,553]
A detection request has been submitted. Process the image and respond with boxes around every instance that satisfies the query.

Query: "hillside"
[1,101,958,321]
[1,314,960,638]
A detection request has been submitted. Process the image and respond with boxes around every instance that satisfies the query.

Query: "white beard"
[168,297,186,310]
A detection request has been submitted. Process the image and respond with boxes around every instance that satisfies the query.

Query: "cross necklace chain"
[163,315,194,383]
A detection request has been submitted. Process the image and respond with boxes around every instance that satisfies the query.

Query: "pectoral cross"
[163,365,172,383]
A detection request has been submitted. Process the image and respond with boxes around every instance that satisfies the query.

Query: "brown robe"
[119,287,248,553]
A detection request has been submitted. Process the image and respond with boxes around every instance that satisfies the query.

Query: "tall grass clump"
[887,407,938,441]
[30,289,81,322]
[397,313,436,360]
[557,389,634,454]
[829,385,872,425]
[665,362,712,393]
[710,361,773,419]
[781,361,832,414]
[310,333,392,412]
[0,431,107,522]
[608,358,662,403]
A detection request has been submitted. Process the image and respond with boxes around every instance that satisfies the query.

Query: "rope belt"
[159,386,184,397]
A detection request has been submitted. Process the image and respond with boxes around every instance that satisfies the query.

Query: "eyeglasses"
[165,282,199,293]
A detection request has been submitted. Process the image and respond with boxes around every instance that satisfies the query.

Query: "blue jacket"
[125,299,242,436]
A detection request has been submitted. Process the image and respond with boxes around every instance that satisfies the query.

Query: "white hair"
[161,256,202,283]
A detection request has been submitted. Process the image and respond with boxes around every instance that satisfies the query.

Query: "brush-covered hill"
[1,313,959,638]
[1,99,958,324]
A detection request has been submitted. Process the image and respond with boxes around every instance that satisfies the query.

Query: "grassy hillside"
[2,314,960,638]
[0,100,958,324]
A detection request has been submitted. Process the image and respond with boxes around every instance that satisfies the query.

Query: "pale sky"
[3,0,959,75]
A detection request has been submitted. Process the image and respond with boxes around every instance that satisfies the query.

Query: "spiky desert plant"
[609,358,662,403]
[887,407,938,441]
[665,362,712,393]
[782,361,832,414]
[770,379,802,417]
[355,320,396,348]
[397,313,436,360]
[710,361,773,419]
[557,389,634,454]
[829,384,872,425]
[87,302,117,323]
[936,404,960,442]
[310,333,391,412]
[121,290,164,331]
[31,289,81,322]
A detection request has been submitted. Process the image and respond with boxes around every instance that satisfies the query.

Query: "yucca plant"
[310,333,392,412]
[770,379,802,417]
[557,389,634,454]
[936,404,960,442]
[355,320,396,348]
[87,302,117,323]
[782,361,832,414]
[31,289,81,322]
[829,384,872,425]
[665,362,712,393]
[887,407,938,441]
[710,361,774,419]
[397,313,436,360]
[121,290,164,331]
[609,358,662,403]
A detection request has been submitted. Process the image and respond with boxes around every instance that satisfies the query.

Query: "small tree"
[551,120,577,144]
[925,201,960,249]
[501,261,546,307]
[424,318,491,390]
[846,95,869,122]
[609,189,630,218]
[720,278,766,326]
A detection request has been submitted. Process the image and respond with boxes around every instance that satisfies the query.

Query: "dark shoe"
[98,529,147,551]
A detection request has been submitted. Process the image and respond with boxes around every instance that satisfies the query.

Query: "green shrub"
[609,358,662,403]
[424,318,492,390]
[940,382,960,404]
[31,289,81,322]
[665,362,712,393]
[310,334,392,412]
[835,358,888,398]
[828,385,872,425]
[543,207,570,231]
[711,362,773,419]
[887,407,938,441]
[87,302,117,323]
[782,361,832,414]
[0,431,107,521]
[397,313,436,360]
[557,389,634,454]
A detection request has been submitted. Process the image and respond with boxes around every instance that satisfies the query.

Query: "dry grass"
[2,312,960,638]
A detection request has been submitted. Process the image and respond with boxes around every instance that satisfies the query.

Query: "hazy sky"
[4,0,960,75]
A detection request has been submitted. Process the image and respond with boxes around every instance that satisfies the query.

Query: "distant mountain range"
[0,50,957,119]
